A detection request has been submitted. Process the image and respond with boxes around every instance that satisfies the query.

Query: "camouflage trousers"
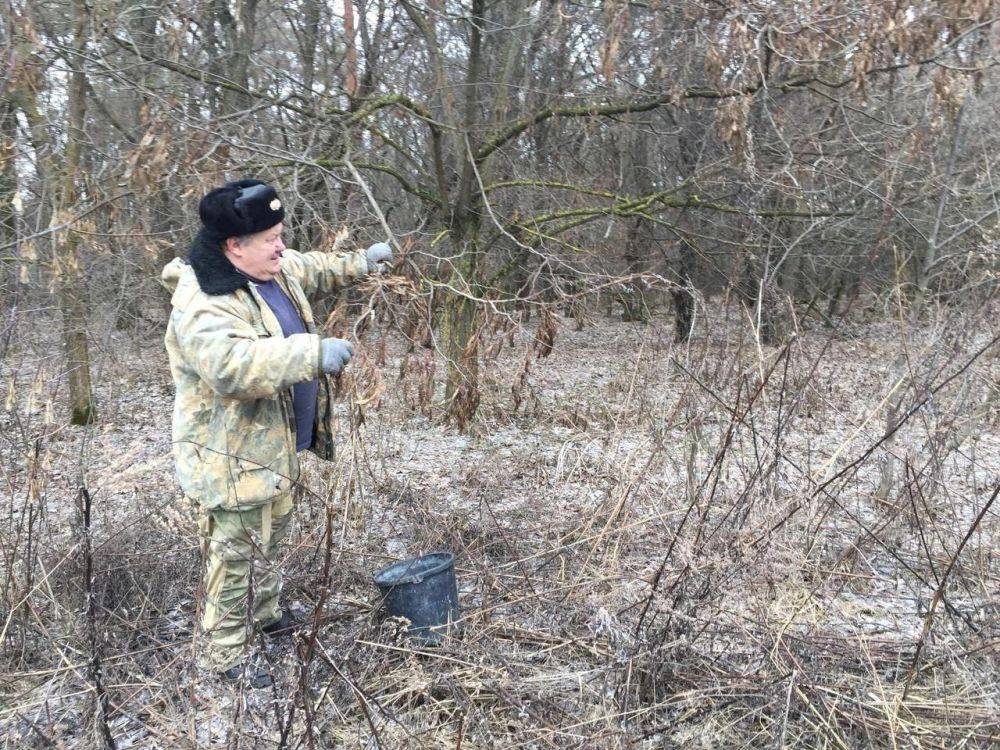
[197,493,294,671]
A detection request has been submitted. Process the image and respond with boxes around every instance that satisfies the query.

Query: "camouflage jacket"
[161,247,368,510]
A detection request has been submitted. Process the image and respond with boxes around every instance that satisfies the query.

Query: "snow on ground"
[1,300,997,747]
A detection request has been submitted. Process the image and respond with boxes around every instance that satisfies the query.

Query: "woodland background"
[1,1,999,747]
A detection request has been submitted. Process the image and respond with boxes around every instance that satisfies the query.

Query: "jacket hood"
[160,257,186,295]
[160,258,202,311]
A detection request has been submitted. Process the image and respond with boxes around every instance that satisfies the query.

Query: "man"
[160,179,392,687]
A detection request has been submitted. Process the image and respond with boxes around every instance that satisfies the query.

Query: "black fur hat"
[198,179,285,240]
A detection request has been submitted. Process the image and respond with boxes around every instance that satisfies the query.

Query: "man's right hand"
[320,338,354,374]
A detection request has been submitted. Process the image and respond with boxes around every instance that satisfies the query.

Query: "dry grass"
[1,294,998,748]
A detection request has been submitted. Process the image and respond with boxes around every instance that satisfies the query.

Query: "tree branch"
[475,24,1000,162]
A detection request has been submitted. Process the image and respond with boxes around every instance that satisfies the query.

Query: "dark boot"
[261,608,301,638]
[220,660,273,689]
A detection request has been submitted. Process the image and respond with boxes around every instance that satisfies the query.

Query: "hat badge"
[270,198,282,211]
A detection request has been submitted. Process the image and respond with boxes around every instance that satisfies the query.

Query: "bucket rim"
[373,551,455,588]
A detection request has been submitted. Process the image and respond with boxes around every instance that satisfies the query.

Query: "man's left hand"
[365,242,394,274]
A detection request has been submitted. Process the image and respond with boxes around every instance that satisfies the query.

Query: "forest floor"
[1,295,998,748]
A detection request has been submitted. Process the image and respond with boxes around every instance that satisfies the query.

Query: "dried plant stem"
[79,487,116,749]
[902,481,1000,700]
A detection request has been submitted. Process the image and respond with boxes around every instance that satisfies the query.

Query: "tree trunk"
[917,93,969,303]
[342,0,359,100]
[739,243,781,345]
[620,125,653,322]
[621,217,652,322]
[222,0,258,114]
[672,242,696,342]
[300,0,321,95]
[669,109,708,342]
[442,226,480,425]
[128,1,179,325]
[57,0,97,425]
[14,3,99,424]
[441,0,485,427]
[0,99,18,294]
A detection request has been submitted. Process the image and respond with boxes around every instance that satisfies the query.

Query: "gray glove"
[320,338,354,375]
[364,242,394,274]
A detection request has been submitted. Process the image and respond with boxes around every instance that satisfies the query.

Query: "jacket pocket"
[200,398,295,509]
[224,459,291,508]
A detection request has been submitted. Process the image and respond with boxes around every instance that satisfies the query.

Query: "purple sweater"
[253,279,318,452]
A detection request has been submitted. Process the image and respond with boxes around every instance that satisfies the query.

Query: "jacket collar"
[188,228,249,295]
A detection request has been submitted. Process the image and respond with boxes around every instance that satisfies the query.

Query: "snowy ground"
[1,298,998,748]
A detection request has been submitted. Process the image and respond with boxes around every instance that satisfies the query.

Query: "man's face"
[225,223,286,282]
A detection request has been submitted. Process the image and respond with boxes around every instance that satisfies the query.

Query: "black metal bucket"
[373,552,459,644]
